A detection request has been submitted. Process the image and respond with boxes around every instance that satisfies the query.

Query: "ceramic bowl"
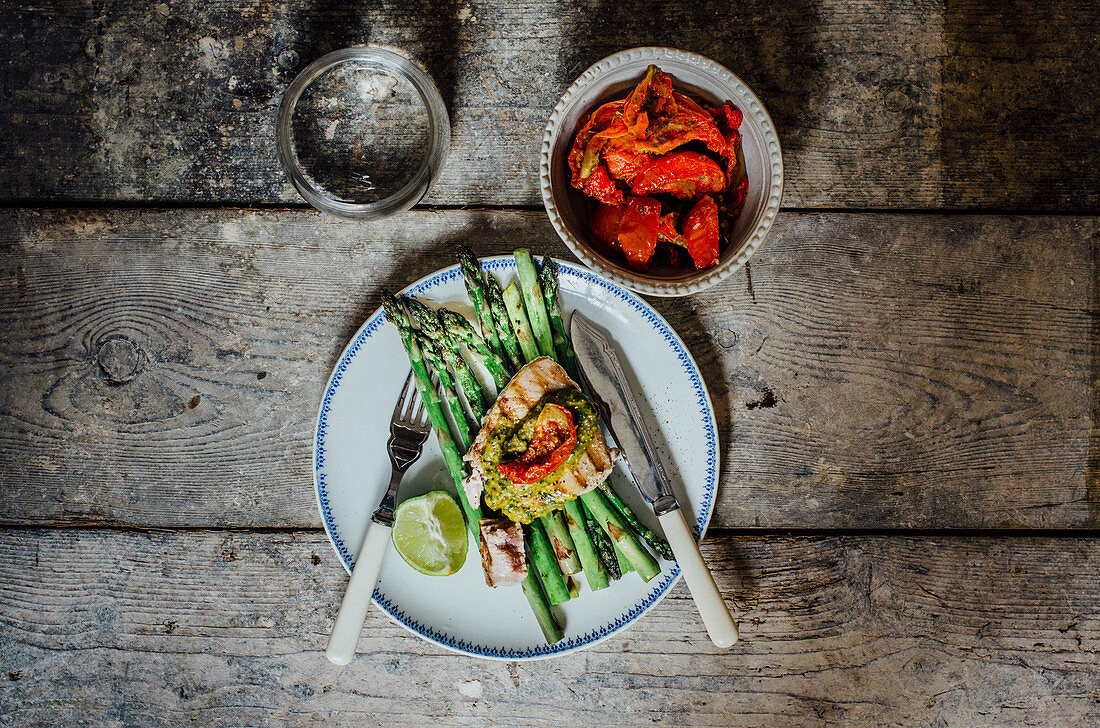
[540,47,783,297]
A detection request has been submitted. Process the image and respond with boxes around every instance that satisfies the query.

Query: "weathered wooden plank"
[2,529,1099,727]
[0,208,1093,529]
[2,0,1097,209]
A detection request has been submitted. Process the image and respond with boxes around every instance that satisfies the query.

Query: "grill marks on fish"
[478,518,527,587]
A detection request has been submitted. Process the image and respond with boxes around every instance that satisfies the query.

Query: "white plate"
[314,256,719,660]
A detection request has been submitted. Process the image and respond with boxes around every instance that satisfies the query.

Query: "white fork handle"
[658,507,739,648]
[325,520,392,665]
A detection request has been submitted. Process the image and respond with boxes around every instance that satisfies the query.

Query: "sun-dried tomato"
[656,211,684,247]
[710,103,743,131]
[617,196,662,270]
[498,404,577,485]
[623,65,677,125]
[631,151,727,199]
[590,203,625,249]
[683,195,720,269]
[568,100,625,186]
[581,162,625,205]
[602,148,652,183]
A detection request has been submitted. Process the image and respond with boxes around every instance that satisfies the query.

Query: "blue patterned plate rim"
[313,256,719,660]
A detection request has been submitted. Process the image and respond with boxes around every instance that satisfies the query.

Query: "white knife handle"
[325,520,392,665]
[658,508,739,648]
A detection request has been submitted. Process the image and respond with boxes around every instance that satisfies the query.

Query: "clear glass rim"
[276,46,450,220]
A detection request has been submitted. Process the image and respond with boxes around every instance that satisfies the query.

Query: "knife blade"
[570,311,739,648]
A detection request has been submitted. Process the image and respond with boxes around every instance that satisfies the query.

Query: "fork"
[325,370,432,665]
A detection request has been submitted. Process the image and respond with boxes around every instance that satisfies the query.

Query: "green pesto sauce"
[481,390,599,524]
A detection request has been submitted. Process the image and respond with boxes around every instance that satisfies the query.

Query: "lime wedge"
[392,491,468,576]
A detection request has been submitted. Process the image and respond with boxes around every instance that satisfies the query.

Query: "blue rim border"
[313,257,719,660]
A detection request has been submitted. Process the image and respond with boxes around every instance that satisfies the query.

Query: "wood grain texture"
[2,528,1099,727]
[1,0,1097,209]
[0,208,1094,529]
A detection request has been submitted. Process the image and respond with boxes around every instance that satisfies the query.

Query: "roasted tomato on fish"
[567,64,748,272]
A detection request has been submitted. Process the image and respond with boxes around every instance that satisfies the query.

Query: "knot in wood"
[717,329,739,349]
[97,337,142,385]
[883,89,911,113]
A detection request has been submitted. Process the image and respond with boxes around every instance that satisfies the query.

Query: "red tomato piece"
[672,91,708,116]
[636,107,730,160]
[589,203,625,249]
[568,100,625,186]
[498,405,577,485]
[618,196,662,270]
[602,148,652,183]
[683,195,720,270]
[733,178,748,206]
[710,103,742,131]
[631,151,726,199]
[581,162,625,205]
[623,65,677,125]
[656,212,685,247]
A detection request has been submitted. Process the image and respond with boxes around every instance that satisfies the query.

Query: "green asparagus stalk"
[457,246,506,362]
[614,542,634,575]
[513,248,555,358]
[485,275,524,371]
[521,559,563,644]
[438,308,511,391]
[414,333,473,451]
[527,521,571,604]
[388,293,561,645]
[541,511,581,575]
[382,296,481,534]
[599,484,675,561]
[537,256,580,380]
[405,298,487,424]
[503,282,539,363]
[579,490,659,581]
[564,499,608,590]
[581,497,620,580]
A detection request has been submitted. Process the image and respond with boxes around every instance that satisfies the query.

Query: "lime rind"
[392,491,468,576]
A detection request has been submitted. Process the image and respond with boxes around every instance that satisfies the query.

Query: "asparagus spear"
[537,256,580,380]
[521,557,564,644]
[527,521,571,604]
[503,282,539,362]
[382,296,481,533]
[485,275,524,371]
[581,497,620,581]
[405,298,487,424]
[456,245,506,362]
[599,484,675,561]
[541,510,581,575]
[614,542,634,575]
[564,499,608,590]
[438,308,511,391]
[513,248,555,358]
[580,490,659,581]
[414,333,473,451]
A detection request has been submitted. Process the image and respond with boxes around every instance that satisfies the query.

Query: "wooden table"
[2,2,1098,725]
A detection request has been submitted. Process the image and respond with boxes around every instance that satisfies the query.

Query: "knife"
[570,311,738,648]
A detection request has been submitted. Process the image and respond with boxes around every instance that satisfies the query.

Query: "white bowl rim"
[539,46,784,297]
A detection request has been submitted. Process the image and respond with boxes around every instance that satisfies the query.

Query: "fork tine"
[401,385,420,422]
[392,370,416,421]
[413,398,428,429]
